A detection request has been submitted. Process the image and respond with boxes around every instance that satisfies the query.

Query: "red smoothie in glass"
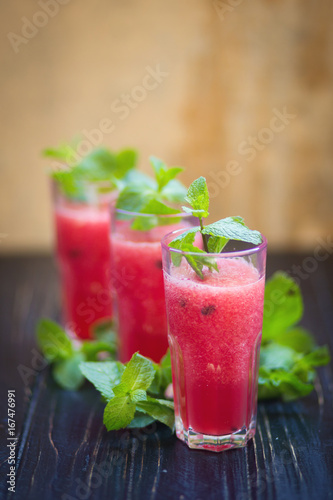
[55,202,112,339]
[164,258,265,437]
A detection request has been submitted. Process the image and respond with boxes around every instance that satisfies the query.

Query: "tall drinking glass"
[111,210,193,363]
[161,230,267,452]
[52,180,115,339]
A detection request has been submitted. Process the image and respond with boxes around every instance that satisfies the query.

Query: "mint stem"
[199,218,209,253]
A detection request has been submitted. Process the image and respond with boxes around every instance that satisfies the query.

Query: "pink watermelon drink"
[111,211,192,363]
[53,183,114,339]
[162,229,267,451]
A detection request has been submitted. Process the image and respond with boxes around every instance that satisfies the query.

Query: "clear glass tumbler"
[52,180,115,339]
[161,230,267,452]
[110,209,194,363]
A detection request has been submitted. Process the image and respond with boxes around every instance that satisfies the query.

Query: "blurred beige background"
[1,0,333,253]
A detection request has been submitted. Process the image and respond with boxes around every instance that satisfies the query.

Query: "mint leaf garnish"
[202,217,262,246]
[44,143,138,199]
[258,272,331,401]
[116,156,186,229]
[150,156,183,191]
[169,177,262,278]
[183,176,209,217]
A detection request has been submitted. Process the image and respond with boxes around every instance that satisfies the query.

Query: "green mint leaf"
[140,199,180,216]
[184,176,209,216]
[169,230,218,277]
[130,200,181,231]
[149,156,183,191]
[182,206,208,218]
[294,346,330,373]
[262,272,303,341]
[273,326,315,354]
[115,149,138,178]
[103,395,136,431]
[130,389,147,402]
[258,368,314,401]
[136,397,175,429]
[202,217,262,246]
[149,350,172,397]
[79,361,125,401]
[53,352,85,390]
[123,169,156,189]
[36,319,73,362]
[259,343,297,372]
[161,179,187,203]
[118,353,155,393]
[116,185,155,214]
[168,227,199,247]
[52,170,86,199]
[75,148,117,181]
[207,235,228,253]
[127,412,155,428]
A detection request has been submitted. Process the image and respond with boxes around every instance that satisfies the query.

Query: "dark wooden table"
[0,254,332,500]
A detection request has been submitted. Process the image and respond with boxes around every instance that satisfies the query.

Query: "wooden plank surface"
[0,254,332,500]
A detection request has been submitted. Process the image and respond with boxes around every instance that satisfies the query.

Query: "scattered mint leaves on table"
[80,352,174,431]
[43,142,138,199]
[259,272,330,401]
[36,319,117,390]
[115,156,187,230]
[168,176,262,278]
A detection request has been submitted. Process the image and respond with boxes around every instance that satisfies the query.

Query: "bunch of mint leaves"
[36,319,117,390]
[259,272,330,401]
[44,141,139,200]
[168,176,262,278]
[115,156,187,230]
[80,351,174,430]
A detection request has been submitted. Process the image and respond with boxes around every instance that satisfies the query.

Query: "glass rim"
[115,208,193,219]
[161,228,267,258]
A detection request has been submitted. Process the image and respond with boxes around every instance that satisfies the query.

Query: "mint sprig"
[44,143,138,199]
[116,156,187,230]
[259,272,330,401]
[169,176,262,278]
[36,319,117,390]
[80,352,174,431]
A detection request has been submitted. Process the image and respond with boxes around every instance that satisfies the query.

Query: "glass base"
[175,416,256,452]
